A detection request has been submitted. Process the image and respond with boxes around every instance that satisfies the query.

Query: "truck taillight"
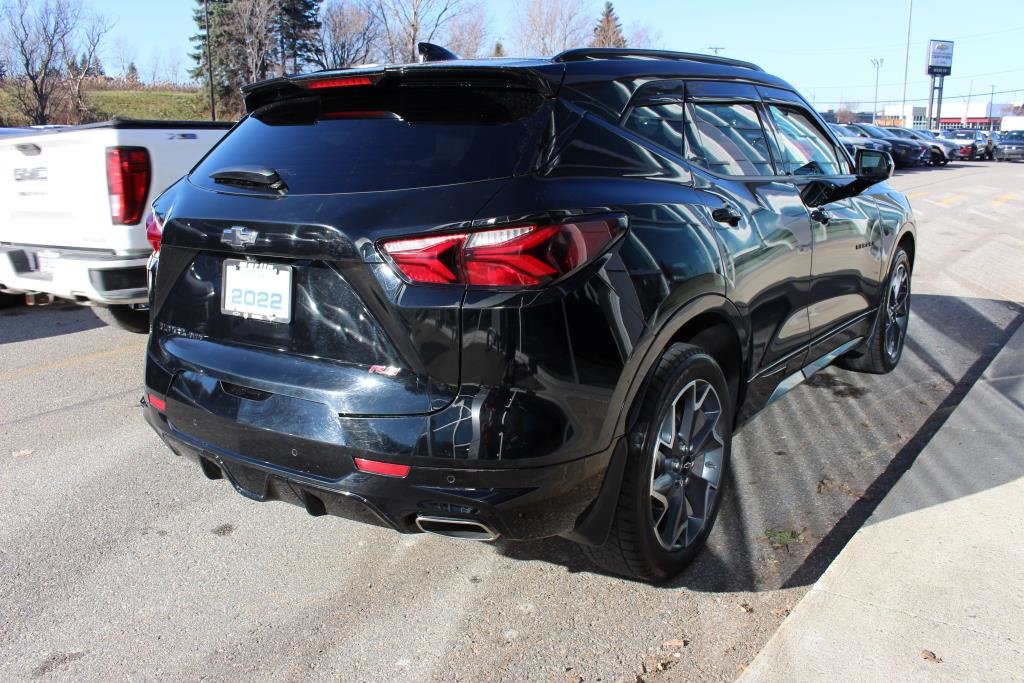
[380,216,624,288]
[106,146,151,225]
[145,212,163,252]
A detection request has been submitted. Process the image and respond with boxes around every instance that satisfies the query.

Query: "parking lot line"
[932,193,969,207]
[0,342,146,382]
[992,193,1016,206]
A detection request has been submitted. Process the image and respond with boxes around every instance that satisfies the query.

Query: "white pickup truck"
[0,119,231,330]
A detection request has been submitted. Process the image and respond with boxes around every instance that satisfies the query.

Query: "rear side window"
[687,102,774,176]
[766,104,843,176]
[623,103,683,155]
[191,86,546,194]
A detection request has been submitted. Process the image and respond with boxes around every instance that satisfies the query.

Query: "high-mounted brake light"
[145,212,163,253]
[301,76,373,90]
[380,217,623,288]
[106,146,151,225]
[354,457,411,478]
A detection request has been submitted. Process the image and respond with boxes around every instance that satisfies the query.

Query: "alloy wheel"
[649,379,724,552]
[884,262,910,361]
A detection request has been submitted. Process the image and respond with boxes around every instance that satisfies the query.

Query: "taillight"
[380,216,623,288]
[106,146,151,225]
[299,75,374,90]
[145,212,163,252]
[147,393,166,412]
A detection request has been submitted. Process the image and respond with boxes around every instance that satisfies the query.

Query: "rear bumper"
[996,148,1024,160]
[143,403,616,541]
[0,244,148,304]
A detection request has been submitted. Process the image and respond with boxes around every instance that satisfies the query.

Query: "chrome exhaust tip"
[415,515,499,542]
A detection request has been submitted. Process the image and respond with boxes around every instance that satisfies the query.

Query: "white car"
[0,119,231,330]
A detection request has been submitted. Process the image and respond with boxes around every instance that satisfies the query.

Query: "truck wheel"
[0,292,22,309]
[582,344,732,582]
[838,248,911,375]
[93,305,149,333]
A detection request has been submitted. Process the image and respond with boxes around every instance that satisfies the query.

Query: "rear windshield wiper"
[209,166,288,194]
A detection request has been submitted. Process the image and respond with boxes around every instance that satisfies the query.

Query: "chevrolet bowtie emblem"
[221,226,259,247]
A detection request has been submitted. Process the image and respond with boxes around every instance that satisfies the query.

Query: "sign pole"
[927,76,936,129]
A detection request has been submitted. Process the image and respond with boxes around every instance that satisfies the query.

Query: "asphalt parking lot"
[1,161,1022,681]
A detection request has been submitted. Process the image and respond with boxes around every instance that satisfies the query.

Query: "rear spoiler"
[241,61,566,114]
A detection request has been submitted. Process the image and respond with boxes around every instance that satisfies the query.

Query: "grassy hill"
[1,87,213,126]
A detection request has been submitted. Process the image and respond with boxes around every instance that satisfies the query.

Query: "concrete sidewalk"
[741,324,1024,681]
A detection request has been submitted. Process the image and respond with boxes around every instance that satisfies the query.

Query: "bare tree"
[228,0,278,83]
[374,0,463,63]
[163,46,183,85]
[66,11,113,114]
[1,0,81,124]
[146,50,163,86]
[441,2,487,58]
[510,0,590,57]
[625,21,660,49]
[112,36,137,81]
[316,0,380,69]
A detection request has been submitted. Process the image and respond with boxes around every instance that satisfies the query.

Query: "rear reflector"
[147,393,166,412]
[302,76,373,90]
[354,457,410,478]
[145,212,163,252]
[380,216,624,287]
[106,146,151,225]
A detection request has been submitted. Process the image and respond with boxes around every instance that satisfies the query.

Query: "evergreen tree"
[491,40,505,58]
[126,61,140,84]
[276,0,322,75]
[590,2,626,48]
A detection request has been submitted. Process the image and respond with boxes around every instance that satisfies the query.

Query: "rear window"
[191,85,547,194]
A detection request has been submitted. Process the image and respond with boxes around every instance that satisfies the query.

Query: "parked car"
[845,123,929,167]
[885,127,960,165]
[829,123,892,157]
[995,129,1024,161]
[943,129,993,160]
[0,119,232,330]
[142,46,914,582]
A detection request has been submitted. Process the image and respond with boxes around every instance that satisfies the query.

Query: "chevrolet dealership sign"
[927,40,954,76]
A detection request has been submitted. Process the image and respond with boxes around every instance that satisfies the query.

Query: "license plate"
[221,259,293,323]
[36,250,60,275]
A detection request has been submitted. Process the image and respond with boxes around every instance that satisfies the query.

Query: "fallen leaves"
[662,638,689,649]
[770,607,791,618]
[738,602,753,613]
[921,649,944,664]
[817,477,860,497]
[11,449,34,459]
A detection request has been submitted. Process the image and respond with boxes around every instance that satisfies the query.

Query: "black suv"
[143,47,914,582]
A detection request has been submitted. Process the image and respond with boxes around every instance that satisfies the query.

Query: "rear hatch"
[0,128,115,250]
[152,67,559,417]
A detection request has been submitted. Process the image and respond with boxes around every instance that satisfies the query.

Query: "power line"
[749,24,1024,55]
[814,87,1024,107]
[804,67,1024,90]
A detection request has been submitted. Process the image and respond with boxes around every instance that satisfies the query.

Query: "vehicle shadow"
[494,293,1024,591]
[0,302,105,344]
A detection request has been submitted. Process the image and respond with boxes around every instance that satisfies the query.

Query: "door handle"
[810,208,831,224]
[712,206,742,227]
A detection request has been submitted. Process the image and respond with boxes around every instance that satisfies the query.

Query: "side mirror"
[855,149,893,183]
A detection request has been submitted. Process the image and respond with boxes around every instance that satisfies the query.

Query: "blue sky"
[97,0,1024,108]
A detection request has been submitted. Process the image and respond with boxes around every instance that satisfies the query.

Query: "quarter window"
[623,103,684,155]
[687,102,774,176]
[766,105,843,176]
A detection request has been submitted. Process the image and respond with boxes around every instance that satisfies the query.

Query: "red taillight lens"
[353,457,410,478]
[145,212,163,253]
[147,393,166,412]
[106,146,151,225]
[380,217,622,288]
[301,75,373,90]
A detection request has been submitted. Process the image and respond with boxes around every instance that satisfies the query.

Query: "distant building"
[881,102,1019,130]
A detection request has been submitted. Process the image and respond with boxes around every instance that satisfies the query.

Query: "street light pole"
[871,58,884,124]
[205,0,216,122]
[900,0,913,126]
[989,84,996,132]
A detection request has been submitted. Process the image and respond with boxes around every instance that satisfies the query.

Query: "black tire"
[838,248,911,375]
[93,304,149,333]
[0,292,22,309]
[582,343,732,582]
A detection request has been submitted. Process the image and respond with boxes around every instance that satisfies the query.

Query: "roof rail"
[552,48,764,72]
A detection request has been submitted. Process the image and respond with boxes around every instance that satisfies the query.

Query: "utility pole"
[900,0,913,126]
[708,47,724,55]
[204,0,216,122]
[962,80,973,127]
[989,84,996,131]
[871,58,884,124]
